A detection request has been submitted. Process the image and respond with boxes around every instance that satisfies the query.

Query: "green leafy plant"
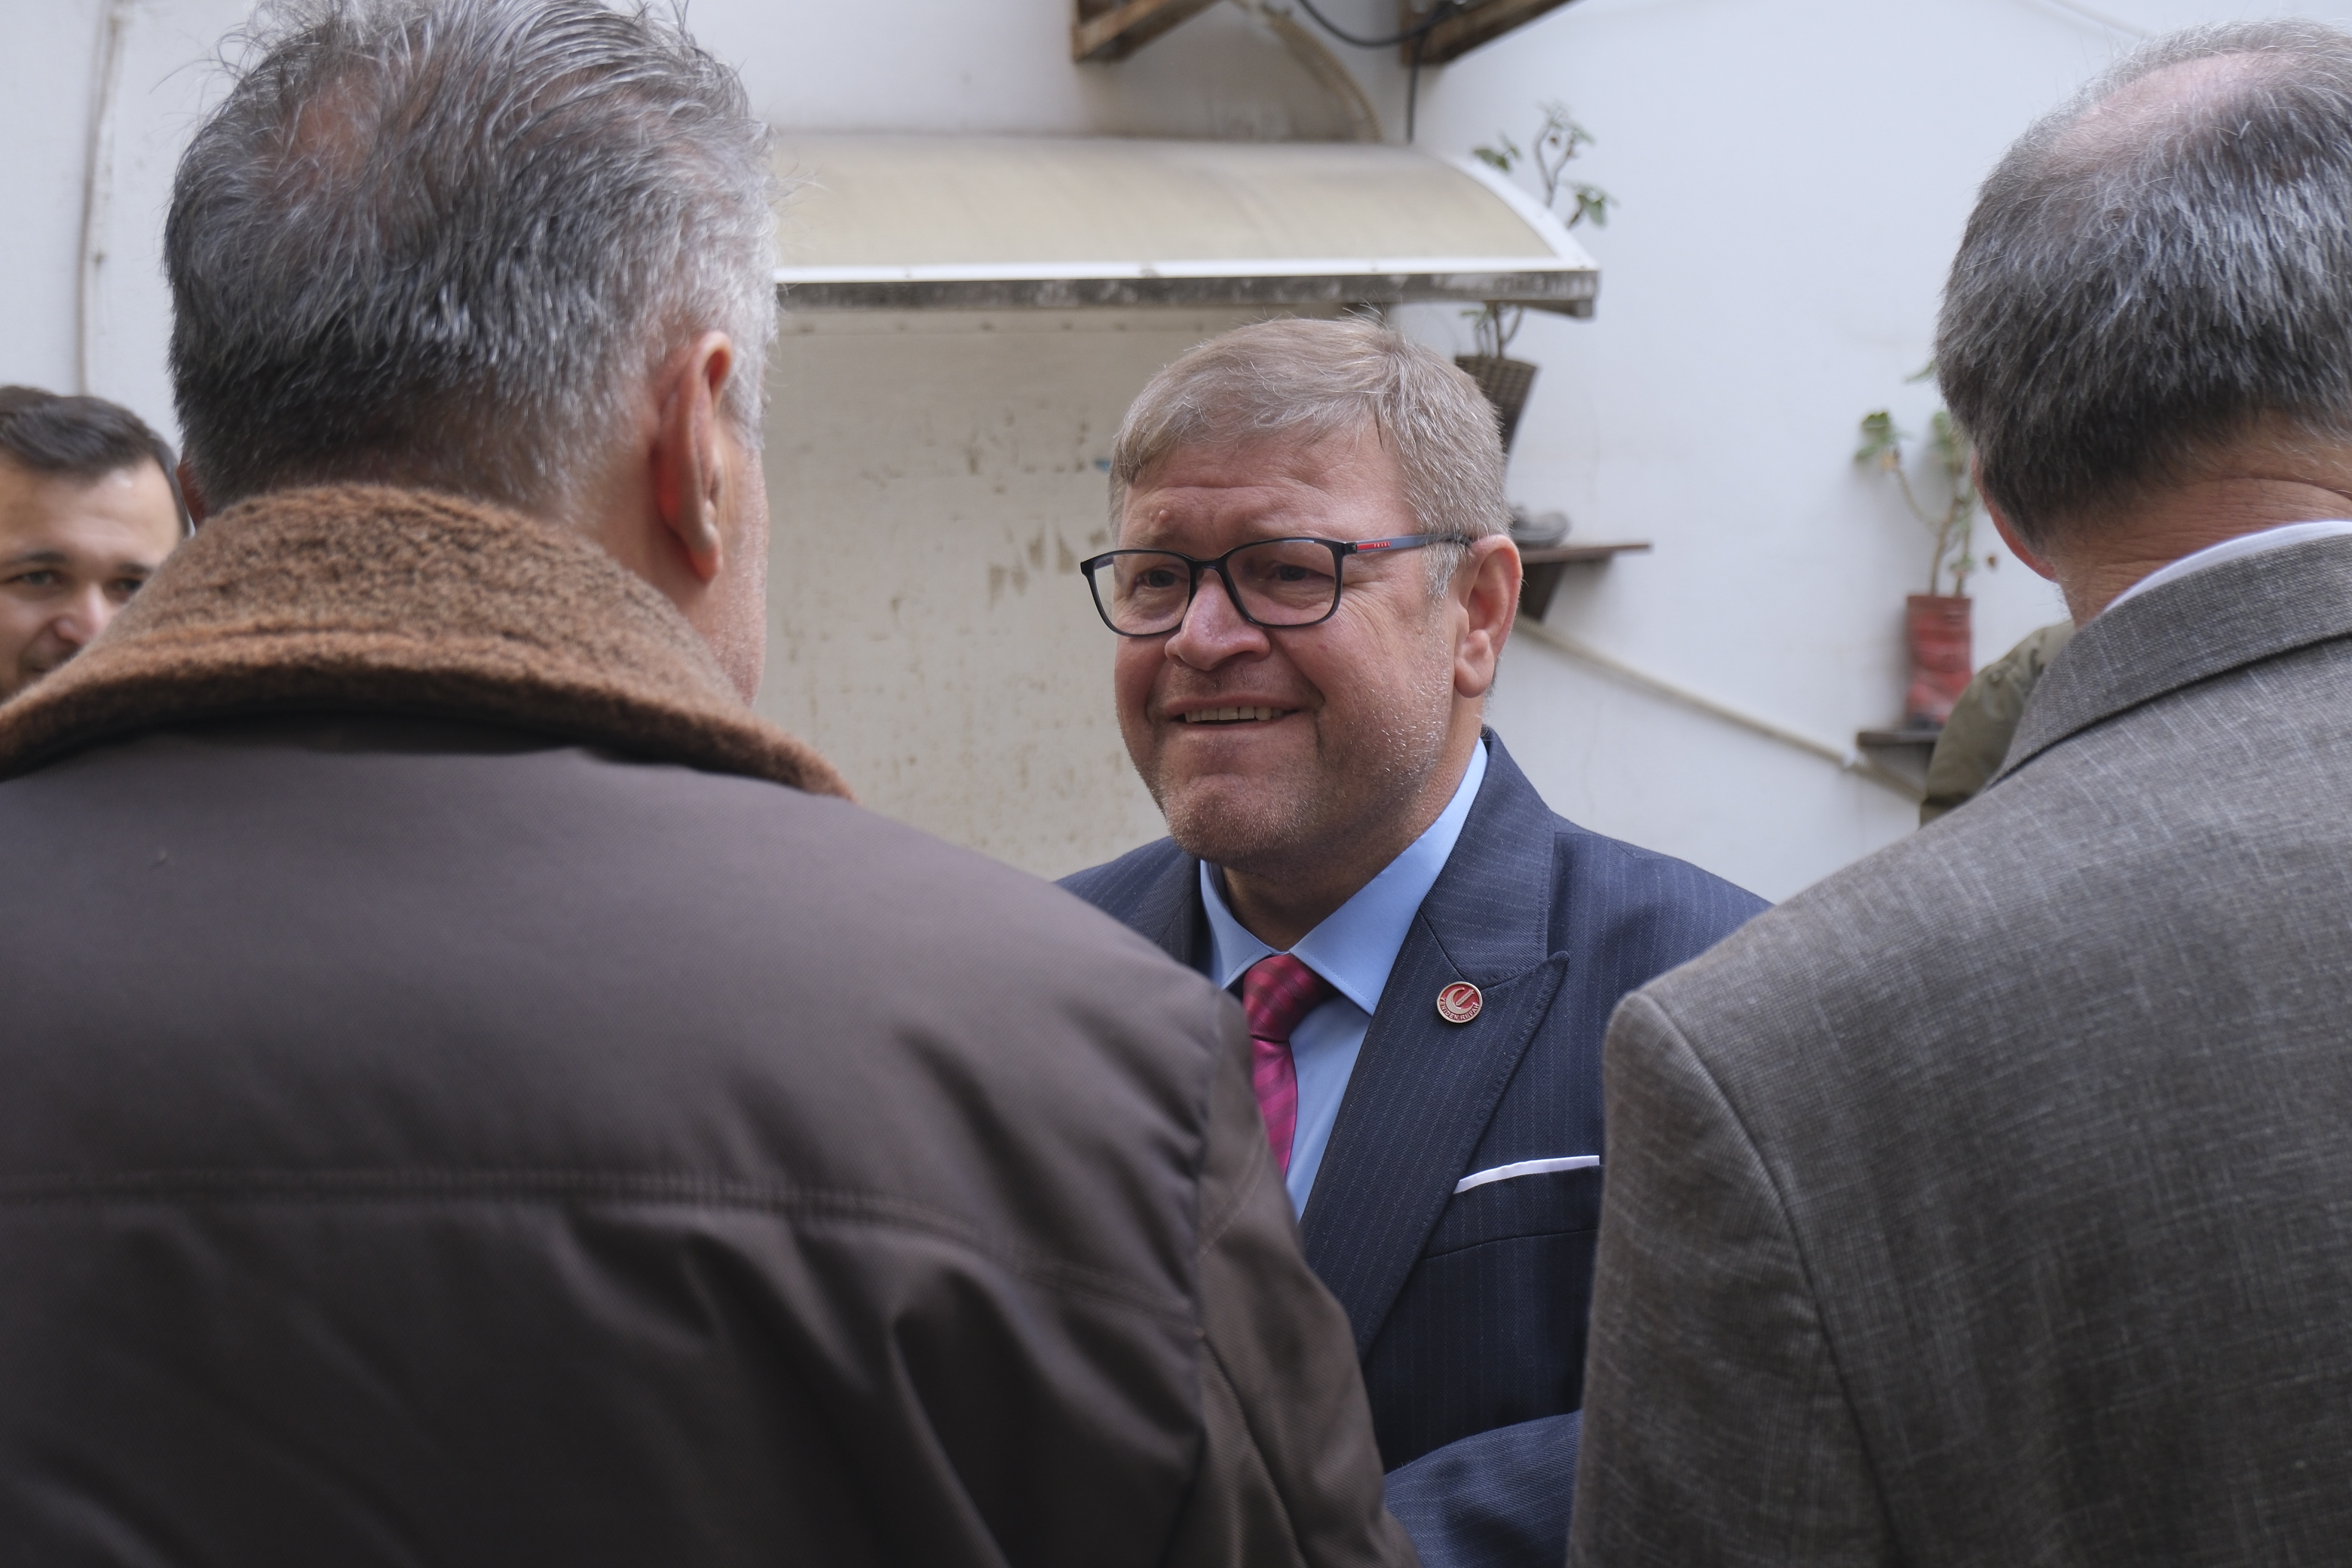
[1465,103,1612,358]
[1857,369,1980,598]
[1474,103,1612,228]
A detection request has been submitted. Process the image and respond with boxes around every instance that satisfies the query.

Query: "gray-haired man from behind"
[1573,22,2352,1566]
[0,4,1411,1564]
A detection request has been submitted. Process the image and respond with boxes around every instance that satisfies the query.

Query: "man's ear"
[650,332,737,584]
[176,459,209,527]
[1452,533,1521,700]
[1975,455,2054,582]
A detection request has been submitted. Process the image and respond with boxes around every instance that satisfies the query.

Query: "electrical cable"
[1288,0,1458,51]
[1288,2,1592,145]
[78,0,133,397]
[1236,1,1385,140]
[1286,1,1462,143]
[1406,30,1428,143]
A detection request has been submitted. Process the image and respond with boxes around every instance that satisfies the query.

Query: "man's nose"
[1165,569,1269,668]
[53,587,115,648]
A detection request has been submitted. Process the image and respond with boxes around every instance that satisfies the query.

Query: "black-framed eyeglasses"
[1078,534,1466,637]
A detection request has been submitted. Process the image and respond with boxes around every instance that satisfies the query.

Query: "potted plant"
[1463,103,1612,454]
[1856,391,1980,728]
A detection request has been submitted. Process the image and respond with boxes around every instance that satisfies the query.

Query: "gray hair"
[1110,317,1508,588]
[1936,20,2352,545]
[166,0,776,516]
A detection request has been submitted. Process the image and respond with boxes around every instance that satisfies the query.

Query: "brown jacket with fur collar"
[0,486,1412,1568]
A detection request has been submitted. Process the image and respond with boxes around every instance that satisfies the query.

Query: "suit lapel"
[1130,847,1210,972]
[1300,736,1566,1356]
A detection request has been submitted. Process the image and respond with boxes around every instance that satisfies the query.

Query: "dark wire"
[1289,0,1457,52]
[1406,29,1427,142]
[1289,1,1459,143]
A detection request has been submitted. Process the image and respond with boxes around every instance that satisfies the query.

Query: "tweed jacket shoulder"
[1572,533,2352,1568]
[0,487,1411,1568]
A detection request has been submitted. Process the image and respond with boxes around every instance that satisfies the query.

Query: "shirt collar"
[2104,519,2352,615]
[1199,738,1489,1012]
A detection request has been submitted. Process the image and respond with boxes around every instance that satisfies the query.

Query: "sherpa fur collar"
[0,483,850,798]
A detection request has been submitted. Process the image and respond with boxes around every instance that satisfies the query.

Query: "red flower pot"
[1905,594,1973,727]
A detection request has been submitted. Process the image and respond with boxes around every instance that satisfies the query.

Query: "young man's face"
[0,457,183,701]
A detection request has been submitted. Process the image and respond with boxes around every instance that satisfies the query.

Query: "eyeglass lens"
[1098,540,1343,633]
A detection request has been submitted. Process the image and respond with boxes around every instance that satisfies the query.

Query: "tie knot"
[1239,954,1332,1044]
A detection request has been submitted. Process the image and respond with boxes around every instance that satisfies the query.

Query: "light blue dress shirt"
[1201,739,1489,1215]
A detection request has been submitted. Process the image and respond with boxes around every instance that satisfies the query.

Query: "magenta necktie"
[1239,954,1333,1173]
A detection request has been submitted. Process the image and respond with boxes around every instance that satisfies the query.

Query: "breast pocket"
[1364,1162,1608,1459]
[1423,1159,1603,1259]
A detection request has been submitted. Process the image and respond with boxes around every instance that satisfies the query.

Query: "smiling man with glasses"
[1063,316,1766,1568]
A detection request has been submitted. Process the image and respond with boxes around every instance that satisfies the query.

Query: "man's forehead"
[1138,427,1377,485]
[1122,430,1398,537]
[0,460,180,563]
[1119,471,1322,546]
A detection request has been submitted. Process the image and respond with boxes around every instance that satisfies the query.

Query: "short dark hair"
[165,0,776,516]
[1937,21,2352,545]
[0,386,189,532]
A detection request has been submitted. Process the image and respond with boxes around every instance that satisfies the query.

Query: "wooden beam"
[1398,0,1578,65]
[1073,0,1223,63]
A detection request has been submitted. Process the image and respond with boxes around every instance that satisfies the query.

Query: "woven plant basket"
[1455,354,1539,452]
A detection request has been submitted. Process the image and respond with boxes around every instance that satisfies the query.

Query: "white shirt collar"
[1199,738,1489,1013]
[2103,519,2352,615]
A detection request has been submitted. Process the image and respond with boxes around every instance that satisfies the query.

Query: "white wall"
[0,1,107,400]
[5,0,2341,899]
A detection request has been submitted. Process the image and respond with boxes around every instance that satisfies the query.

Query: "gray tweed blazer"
[1570,532,2352,1567]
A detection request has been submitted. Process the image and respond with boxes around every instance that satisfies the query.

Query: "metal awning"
[770,135,1599,316]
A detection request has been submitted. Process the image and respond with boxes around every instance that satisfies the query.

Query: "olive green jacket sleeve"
[1920,621,2076,823]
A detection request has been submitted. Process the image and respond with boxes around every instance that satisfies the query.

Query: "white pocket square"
[1453,1155,1600,1195]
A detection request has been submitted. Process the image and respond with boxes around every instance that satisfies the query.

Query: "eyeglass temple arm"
[1346,533,1462,554]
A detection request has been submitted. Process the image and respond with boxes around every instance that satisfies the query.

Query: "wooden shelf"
[1518,541,1649,618]
[1854,728,1940,751]
[1519,542,1649,565]
[1855,727,1942,795]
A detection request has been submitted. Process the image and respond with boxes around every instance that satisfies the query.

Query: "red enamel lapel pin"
[1436,982,1483,1024]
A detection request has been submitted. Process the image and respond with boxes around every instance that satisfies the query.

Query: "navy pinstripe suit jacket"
[1062,733,1764,1567]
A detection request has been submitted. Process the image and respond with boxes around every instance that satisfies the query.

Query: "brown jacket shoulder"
[0,487,1411,1568]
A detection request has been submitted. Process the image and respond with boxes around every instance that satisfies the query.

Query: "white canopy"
[770,134,1599,315]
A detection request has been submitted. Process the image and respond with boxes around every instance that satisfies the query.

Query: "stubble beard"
[1150,661,1457,883]
[5,645,69,701]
